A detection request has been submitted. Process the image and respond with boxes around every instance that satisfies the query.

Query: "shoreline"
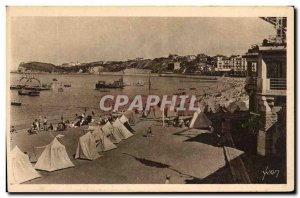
[10,71,245,80]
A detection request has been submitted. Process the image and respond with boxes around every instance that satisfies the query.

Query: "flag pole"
[148,76,151,95]
[162,108,165,127]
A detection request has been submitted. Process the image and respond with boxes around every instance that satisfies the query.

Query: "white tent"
[10,146,41,184]
[112,118,133,139]
[119,114,129,123]
[101,121,122,144]
[123,110,137,125]
[88,126,117,152]
[119,115,135,133]
[35,138,75,172]
[189,110,212,129]
[75,132,102,160]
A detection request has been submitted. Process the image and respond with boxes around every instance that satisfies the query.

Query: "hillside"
[17,54,215,74]
[18,62,62,73]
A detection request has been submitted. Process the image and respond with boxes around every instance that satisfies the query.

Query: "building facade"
[214,55,248,74]
[244,45,286,156]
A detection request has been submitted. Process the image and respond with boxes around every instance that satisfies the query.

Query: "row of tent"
[204,99,249,114]
[189,100,249,129]
[10,113,137,185]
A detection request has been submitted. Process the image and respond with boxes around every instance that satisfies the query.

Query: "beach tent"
[34,138,75,171]
[123,110,137,125]
[112,118,133,139]
[189,110,212,129]
[119,114,129,123]
[75,132,102,160]
[10,146,41,184]
[101,121,122,144]
[89,126,117,152]
[119,115,135,133]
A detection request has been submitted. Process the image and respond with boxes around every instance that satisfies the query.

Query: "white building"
[174,62,181,70]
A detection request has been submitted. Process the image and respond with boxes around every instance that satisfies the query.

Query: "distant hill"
[18,62,61,73]
[17,54,215,74]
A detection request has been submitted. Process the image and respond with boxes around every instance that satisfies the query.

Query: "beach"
[11,118,245,184]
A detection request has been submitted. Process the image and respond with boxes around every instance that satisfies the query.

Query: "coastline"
[10,71,240,80]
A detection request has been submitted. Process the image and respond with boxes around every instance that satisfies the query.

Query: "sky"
[9,17,274,70]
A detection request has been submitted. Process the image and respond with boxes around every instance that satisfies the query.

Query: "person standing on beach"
[38,116,43,130]
[10,126,16,134]
[35,119,40,131]
[146,126,154,137]
[43,117,48,131]
[164,175,171,184]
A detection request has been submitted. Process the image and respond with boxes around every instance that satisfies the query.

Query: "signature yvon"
[262,166,280,181]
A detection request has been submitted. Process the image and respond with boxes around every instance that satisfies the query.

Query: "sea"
[10,73,218,130]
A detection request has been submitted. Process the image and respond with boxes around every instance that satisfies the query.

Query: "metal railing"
[269,78,286,90]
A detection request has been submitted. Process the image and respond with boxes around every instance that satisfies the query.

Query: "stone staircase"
[264,111,278,131]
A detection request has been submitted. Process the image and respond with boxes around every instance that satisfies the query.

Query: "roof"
[258,45,286,52]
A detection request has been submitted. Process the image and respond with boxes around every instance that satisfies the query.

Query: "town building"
[231,55,248,75]
[174,62,181,71]
[244,44,286,156]
[196,53,209,62]
[244,17,287,157]
[214,55,249,75]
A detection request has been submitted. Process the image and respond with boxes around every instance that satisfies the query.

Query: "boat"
[18,89,40,96]
[190,88,196,90]
[64,84,71,88]
[11,101,21,106]
[11,85,51,91]
[10,85,24,90]
[11,75,52,91]
[95,77,124,89]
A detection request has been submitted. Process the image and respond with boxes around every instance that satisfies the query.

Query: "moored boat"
[11,75,52,91]
[95,77,124,89]
[11,101,22,106]
[64,84,71,88]
[18,89,40,96]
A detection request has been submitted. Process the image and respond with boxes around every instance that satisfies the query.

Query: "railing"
[269,78,286,90]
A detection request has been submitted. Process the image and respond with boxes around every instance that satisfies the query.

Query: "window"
[267,62,284,78]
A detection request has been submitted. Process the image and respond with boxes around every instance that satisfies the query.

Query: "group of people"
[26,109,119,135]
[28,116,53,134]
[27,112,91,134]
[56,112,94,131]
